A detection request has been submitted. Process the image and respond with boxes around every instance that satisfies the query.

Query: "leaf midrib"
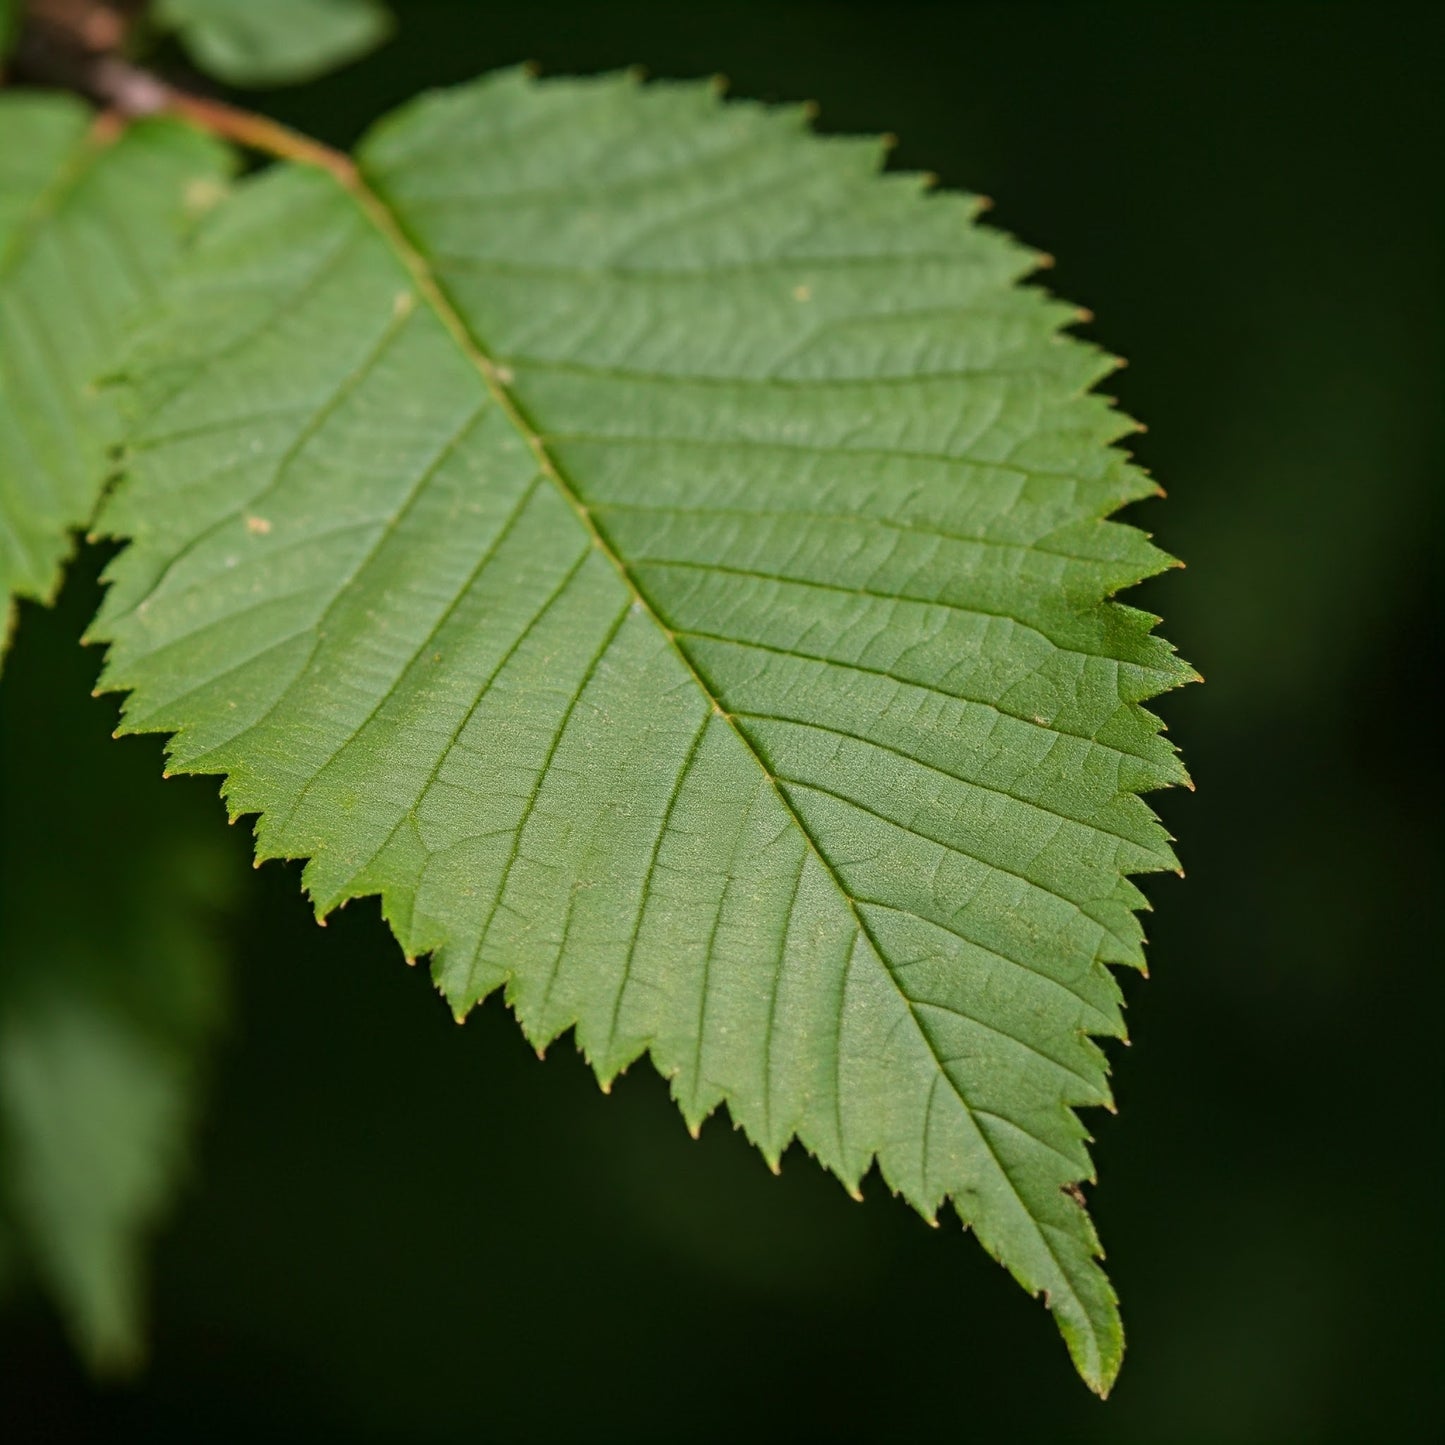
[347,162,918,969]
[341,159,1100,1358]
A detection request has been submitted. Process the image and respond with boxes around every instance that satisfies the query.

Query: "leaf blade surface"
[95,71,1191,1391]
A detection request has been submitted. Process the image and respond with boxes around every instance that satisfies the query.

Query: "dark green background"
[3,2,1440,1440]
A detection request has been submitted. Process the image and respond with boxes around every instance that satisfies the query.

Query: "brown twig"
[160,89,356,180]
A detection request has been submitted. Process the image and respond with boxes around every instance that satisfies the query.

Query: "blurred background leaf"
[0,555,239,1374]
[0,2,1439,1441]
[0,98,233,672]
[154,0,394,87]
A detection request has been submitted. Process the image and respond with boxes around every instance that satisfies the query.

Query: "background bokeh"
[3,2,1440,1440]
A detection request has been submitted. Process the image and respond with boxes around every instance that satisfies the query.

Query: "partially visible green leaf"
[94,70,1191,1392]
[0,984,212,1370]
[0,573,238,1373]
[156,0,394,87]
[0,97,232,667]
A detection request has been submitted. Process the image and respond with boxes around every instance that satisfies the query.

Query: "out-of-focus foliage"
[154,0,394,86]
[0,95,230,670]
[0,570,237,1372]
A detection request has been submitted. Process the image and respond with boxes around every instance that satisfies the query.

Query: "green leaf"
[156,0,394,87]
[0,579,236,1373]
[0,96,232,667]
[0,0,17,62]
[93,70,1191,1393]
[0,983,215,1370]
